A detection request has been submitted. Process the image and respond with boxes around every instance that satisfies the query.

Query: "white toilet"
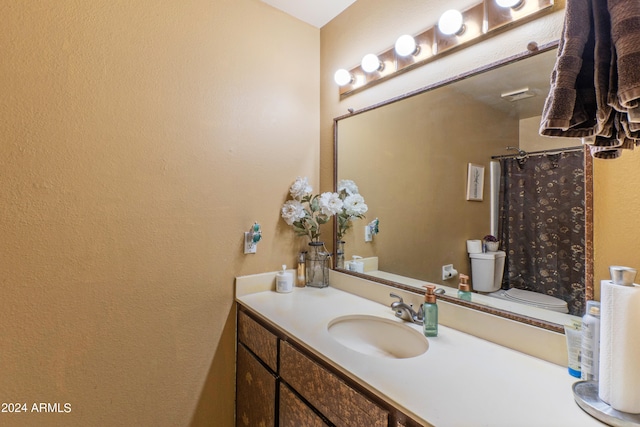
[468,250,568,314]
[469,251,506,293]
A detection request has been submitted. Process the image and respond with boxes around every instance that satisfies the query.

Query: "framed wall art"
[466,163,485,201]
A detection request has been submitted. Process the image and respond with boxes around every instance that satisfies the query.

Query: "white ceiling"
[261,0,356,28]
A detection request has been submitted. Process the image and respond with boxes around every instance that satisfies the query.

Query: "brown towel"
[539,0,597,136]
[540,0,640,159]
[609,0,640,109]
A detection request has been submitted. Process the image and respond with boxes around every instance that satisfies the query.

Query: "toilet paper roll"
[466,240,483,254]
[598,280,640,413]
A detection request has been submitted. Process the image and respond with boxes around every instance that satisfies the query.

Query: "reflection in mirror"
[334,42,593,332]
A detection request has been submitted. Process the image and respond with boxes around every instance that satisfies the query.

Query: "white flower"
[289,176,312,200]
[343,194,368,216]
[318,192,343,216]
[282,177,366,242]
[337,179,359,195]
[281,200,306,225]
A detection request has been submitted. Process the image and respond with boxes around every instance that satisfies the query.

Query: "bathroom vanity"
[235,270,605,426]
[237,309,420,426]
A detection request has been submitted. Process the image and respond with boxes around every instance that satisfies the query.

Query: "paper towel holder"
[442,264,458,280]
[573,381,640,427]
[610,266,637,286]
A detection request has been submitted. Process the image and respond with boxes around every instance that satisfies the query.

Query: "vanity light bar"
[336,0,554,97]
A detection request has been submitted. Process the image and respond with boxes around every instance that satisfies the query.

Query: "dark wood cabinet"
[280,340,388,427]
[236,344,276,427]
[279,383,329,427]
[236,306,424,427]
[237,310,278,372]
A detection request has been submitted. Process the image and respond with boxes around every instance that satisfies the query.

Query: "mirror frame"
[333,40,594,333]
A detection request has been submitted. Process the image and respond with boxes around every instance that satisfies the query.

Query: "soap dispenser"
[458,274,472,302]
[276,265,293,293]
[296,252,306,287]
[422,285,438,337]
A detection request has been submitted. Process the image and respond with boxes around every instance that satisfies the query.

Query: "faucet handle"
[389,292,404,304]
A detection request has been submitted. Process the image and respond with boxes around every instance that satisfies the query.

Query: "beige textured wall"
[593,151,640,299]
[0,1,318,426]
[338,86,516,283]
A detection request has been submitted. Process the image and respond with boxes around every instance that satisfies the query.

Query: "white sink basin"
[327,314,429,359]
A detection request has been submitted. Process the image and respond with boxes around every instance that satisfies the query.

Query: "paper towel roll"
[598,280,640,413]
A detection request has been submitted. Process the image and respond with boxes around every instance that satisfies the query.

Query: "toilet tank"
[469,251,506,292]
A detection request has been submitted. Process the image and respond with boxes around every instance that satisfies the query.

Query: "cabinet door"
[238,310,278,371]
[280,341,388,427]
[279,383,329,427]
[236,344,276,427]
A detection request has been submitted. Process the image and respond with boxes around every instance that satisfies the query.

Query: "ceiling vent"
[501,87,535,102]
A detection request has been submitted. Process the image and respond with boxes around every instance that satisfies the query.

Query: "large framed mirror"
[334,41,593,333]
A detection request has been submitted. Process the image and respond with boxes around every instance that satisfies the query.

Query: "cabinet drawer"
[280,341,388,427]
[236,344,276,427]
[238,310,278,371]
[279,383,329,427]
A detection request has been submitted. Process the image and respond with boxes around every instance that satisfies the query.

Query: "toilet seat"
[489,288,569,313]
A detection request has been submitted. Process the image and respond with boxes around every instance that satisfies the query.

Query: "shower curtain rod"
[491,145,585,160]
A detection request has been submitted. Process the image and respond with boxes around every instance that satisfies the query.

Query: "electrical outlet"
[364,225,372,242]
[244,232,257,254]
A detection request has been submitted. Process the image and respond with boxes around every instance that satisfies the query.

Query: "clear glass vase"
[306,241,330,288]
[336,240,345,269]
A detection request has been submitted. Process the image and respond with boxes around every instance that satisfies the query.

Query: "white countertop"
[236,281,604,426]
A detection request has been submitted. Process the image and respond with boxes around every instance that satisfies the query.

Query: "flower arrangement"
[281,177,343,242]
[483,234,500,252]
[281,177,368,243]
[336,179,368,241]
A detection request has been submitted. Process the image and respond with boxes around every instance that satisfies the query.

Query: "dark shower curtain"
[498,151,585,315]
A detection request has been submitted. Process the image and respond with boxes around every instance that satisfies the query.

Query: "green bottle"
[457,274,472,302]
[422,285,438,337]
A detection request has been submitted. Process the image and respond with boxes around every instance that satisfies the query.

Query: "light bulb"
[334,69,353,86]
[496,0,524,7]
[438,9,464,36]
[395,35,418,57]
[361,54,382,73]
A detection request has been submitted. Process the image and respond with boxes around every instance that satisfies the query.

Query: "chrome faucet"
[389,293,423,324]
